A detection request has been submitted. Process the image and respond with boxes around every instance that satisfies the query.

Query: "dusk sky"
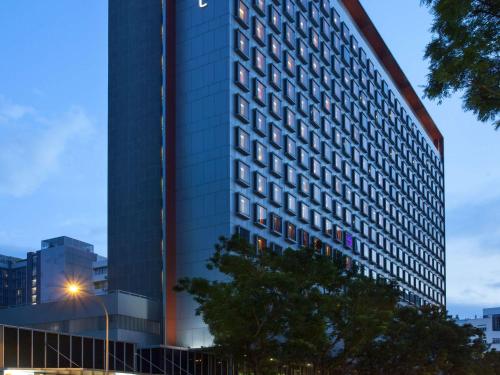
[0,0,498,318]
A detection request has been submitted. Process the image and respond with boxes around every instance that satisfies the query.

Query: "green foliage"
[357,305,488,375]
[422,0,500,128]
[176,236,494,374]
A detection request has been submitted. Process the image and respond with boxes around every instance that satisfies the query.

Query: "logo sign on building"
[199,0,208,8]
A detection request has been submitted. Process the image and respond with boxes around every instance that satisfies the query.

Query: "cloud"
[0,100,94,197]
[0,96,34,123]
[446,234,500,307]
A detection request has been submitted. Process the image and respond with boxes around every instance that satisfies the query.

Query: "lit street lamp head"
[65,281,82,297]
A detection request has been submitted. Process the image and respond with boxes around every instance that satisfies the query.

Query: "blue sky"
[0,0,498,318]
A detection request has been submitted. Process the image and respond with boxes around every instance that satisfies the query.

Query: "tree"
[356,305,489,375]
[175,236,399,374]
[175,236,286,375]
[176,236,495,374]
[422,0,500,128]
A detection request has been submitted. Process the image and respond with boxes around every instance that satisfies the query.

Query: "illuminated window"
[235,127,250,154]
[253,48,266,75]
[253,109,266,136]
[269,5,281,33]
[235,94,249,122]
[270,213,283,235]
[269,64,281,89]
[269,94,282,119]
[253,17,266,45]
[285,164,296,186]
[253,78,266,106]
[236,193,250,218]
[270,183,282,206]
[234,62,249,91]
[310,28,320,51]
[254,204,267,227]
[255,236,267,252]
[284,135,296,159]
[235,30,249,58]
[284,108,295,130]
[254,172,267,196]
[235,160,250,186]
[270,153,283,176]
[253,141,267,166]
[300,229,310,247]
[235,0,249,26]
[282,192,296,214]
[324,218,333,237]
[269,35,281,61]
[284,51,295,76]
[299,174,310,196]
[286,222,297,242]
[253,0,265,14]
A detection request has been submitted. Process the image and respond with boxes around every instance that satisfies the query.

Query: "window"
[284,51,295,76]
[298,147,309,169]
[236,193,250,218]
[284,108,295,131]
[285,193,297,214]
[254,172,267,196]
[235,160,250,186]
[270,183,282,206]
[299,174,310,196]
[300,229,310,247]
[311,210,321,229]
[253,17,266,45]
[253,0,265,14]
[254,141,267,166]
[286,222,297,242]
[270,153,283,176]
[323,192,333,212]
[269,93,282,119]
[285,164,296,186]
[284,23,295,48]
[269,34,281,61]
[253,109,266,136]
[255,236,267,253]
[297,12,308,36]
[284,79,295,103]
[235,127,250,154]
[235,94,249,122]
[253,48,266,75]
[236,0,250,26]
[235,62,249,90]
[253,79,266,106]
[269,5,281,33]
[254,204,267,227]
[269,123,282,148]
[235,30,249,58]
[324,218,333,237]
[284,135,296,159]
[270,213,283,235]
[269,64,281,89]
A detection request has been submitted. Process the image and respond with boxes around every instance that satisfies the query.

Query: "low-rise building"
[456,307,500,351]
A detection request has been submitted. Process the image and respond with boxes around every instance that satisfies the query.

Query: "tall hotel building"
[108,0,446,348]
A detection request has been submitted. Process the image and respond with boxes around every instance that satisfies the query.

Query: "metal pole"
[96,298,110,375]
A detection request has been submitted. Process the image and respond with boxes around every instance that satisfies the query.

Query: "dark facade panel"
[108,0,164,303]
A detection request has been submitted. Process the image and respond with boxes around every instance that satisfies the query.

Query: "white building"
[456,307,500,351]
[92,255,108,295]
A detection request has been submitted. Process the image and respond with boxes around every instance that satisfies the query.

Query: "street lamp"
[65,281,109,374]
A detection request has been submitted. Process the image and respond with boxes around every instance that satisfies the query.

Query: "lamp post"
[65,281,109,374]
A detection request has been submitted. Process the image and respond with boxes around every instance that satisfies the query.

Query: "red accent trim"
[165,0,177,346]
[341,0,444,157]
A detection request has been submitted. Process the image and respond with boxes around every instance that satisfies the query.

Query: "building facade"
[457,307,500,351]
[0,237,99,307]
[108,0,446,348]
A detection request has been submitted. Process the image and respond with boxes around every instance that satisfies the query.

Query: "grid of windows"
[230,0,445,307]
